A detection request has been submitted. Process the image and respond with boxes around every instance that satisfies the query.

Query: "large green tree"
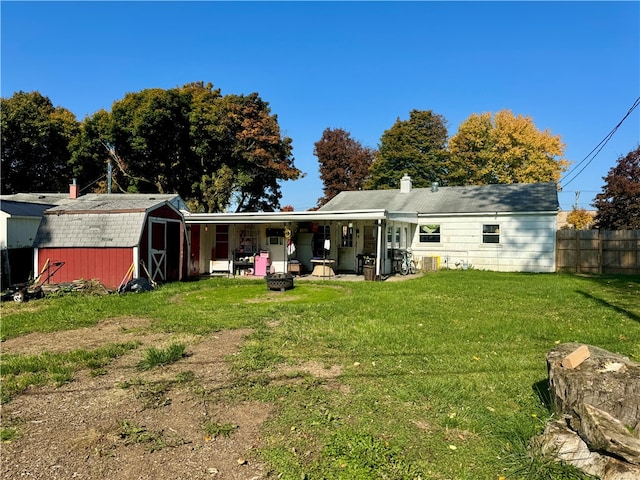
[448,110,568,185]
[69,109,115,193]
[110,87,195,195]
[195,91,299,212]
[593,146,640,229]
[366,110,449,190]
[1,91,79,193]
[70,82,300,211]
[314,128,376,206]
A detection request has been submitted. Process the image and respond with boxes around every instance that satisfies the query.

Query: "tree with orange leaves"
[448,109,569,186]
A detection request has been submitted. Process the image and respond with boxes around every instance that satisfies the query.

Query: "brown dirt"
[1,319,274,480]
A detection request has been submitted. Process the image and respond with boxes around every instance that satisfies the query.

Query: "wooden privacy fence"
[556,229,640,274]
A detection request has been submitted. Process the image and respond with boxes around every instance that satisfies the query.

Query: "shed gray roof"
[1,200,54,217]
[0,193,188,212]
[44,194,186,214]
[35,212,148,248]
[32,194,185,248]
[319,182,559,215]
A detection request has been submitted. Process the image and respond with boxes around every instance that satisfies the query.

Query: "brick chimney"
[69,178,79,199]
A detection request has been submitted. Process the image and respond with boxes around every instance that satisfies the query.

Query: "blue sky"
[2,1,639,212]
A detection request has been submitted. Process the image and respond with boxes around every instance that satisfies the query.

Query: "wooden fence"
[556,229,640,274]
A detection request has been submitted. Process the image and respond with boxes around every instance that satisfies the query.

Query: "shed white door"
[149,219,167,283]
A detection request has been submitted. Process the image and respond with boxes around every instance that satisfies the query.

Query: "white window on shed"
[482,224,500,243]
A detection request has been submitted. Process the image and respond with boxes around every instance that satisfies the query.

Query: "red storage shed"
[33,194,187,289]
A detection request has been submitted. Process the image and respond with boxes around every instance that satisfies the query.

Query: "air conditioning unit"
[422,256,440,272]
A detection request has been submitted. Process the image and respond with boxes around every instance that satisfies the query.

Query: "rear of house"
[183,179,559,278]
[320,178,559,273]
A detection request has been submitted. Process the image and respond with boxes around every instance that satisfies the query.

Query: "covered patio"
[182,209,417,280]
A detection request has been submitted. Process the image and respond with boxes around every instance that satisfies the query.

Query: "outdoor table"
[310,258,335,277]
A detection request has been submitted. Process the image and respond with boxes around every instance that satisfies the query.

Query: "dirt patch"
[269,361,350,395]
[273,361,343,380]
[1,320,274,480]
[1,317,159,356]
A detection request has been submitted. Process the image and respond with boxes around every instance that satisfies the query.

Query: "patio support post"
[375,219,383,278]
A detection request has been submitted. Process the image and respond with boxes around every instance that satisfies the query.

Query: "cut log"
[536,419,640,480]
[575,403,640,464]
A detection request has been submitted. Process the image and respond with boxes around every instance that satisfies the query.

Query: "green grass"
[1,427,18,442]
[0,342,140,403]
[202,421,239,438]
[137,342,186,370]
[2,271,638,478]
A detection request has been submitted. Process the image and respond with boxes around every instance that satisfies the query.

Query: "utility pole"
[107,160,112,194]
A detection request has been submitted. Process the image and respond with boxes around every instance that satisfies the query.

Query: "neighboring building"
[183,178,560,276]
[33,193,188,289]
[1,200,56,288]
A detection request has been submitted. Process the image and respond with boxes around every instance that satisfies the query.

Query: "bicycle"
[400,249,417,275]
[393,249,417,275]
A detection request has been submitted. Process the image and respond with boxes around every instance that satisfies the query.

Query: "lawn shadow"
[577,290,640,324]
[532,378,553,411]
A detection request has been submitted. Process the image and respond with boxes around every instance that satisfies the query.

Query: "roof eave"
[417,210,559,217]
[183,209,388,224]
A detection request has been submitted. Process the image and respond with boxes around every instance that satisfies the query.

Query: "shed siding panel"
[149,205,182,221]
[411,214,556,272]
[37,248,133,289]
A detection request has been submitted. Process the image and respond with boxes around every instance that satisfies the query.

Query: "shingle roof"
[0,193,188,212]
[31,194,185,248]
[44,194,184,213]
[35,212,148,248]
[0,200,54,217]
[0,193,73,206]
[319,182,559,214]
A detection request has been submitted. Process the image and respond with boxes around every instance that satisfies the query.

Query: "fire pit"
[265,273,294,291]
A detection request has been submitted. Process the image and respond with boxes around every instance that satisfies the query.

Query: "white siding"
[3,216,43,249]
[0,213,7,249]
[410,213,556,273]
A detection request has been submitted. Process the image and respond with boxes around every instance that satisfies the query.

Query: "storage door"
[149,219,167,283]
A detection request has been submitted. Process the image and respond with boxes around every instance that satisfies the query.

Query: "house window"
[313,225,331,257]
[419,224,441,243]
[483,224,500,243]
[395,227,401,246]
[341,225,353,247]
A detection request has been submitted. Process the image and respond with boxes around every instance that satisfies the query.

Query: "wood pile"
[41,279,113,296]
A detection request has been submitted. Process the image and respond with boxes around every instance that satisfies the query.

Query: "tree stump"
[547,343,640,429]
[534,343,640,479]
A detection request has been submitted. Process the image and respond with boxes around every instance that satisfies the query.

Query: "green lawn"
[2,271,639,479]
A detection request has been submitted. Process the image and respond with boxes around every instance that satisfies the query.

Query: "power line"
[561,96,640,188]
